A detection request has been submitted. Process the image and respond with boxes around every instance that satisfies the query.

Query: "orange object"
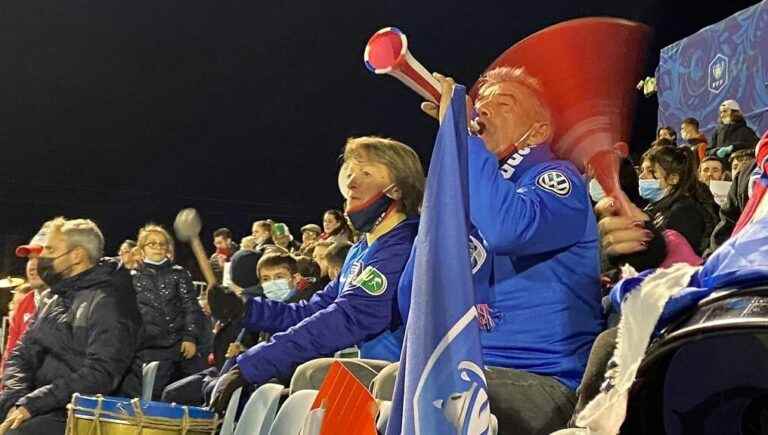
[310,361,378,435]
[471,18,651,217]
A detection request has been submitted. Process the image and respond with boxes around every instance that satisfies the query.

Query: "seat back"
[141,361,160,402]
[234,383,285,435]
[268,389,318,435]
[219,386,243,435]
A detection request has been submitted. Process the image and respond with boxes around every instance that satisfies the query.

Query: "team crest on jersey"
[350,265,388,296]
[536,170,571,197]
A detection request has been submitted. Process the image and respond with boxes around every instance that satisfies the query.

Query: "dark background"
[0,0,759,278]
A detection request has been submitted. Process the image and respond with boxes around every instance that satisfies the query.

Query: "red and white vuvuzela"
[364,27,441,103]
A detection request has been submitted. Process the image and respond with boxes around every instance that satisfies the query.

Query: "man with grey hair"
[0,217,141,435]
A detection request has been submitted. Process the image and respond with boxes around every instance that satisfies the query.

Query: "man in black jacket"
[708,99,759,158]
[0,218,141,435]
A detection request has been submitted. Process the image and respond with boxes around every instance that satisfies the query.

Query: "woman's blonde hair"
[342,136,425,216]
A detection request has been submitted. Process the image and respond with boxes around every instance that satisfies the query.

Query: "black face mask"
[37,250,75,288]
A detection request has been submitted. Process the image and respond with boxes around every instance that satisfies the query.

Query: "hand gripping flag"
[386,85,491,435]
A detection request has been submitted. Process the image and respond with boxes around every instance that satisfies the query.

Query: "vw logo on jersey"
[536,170,572,197]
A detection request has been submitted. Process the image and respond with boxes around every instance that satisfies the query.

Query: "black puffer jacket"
[132,260,203,349]
[708,119,759,154]
[0,261,141,418]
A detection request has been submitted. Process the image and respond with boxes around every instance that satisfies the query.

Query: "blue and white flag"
[386,85,490,435]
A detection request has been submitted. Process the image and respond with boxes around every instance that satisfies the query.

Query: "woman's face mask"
[638,178,665,202]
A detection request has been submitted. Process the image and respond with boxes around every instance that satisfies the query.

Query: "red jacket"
[1,291,37,383]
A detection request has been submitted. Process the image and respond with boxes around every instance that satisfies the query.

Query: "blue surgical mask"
[262,279,295,301]
[638,178,665,202]
[588,178,606,203]
[345,184,396,233]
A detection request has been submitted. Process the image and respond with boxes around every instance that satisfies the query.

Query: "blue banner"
[386,85,490,435]
[656,1,768,137]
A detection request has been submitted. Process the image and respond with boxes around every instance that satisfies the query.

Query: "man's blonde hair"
[49,217,105,262]
[342,136,425,216]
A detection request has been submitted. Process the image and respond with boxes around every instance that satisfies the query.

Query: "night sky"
[0,0,760,278]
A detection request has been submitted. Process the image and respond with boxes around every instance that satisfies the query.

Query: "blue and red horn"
[364,27,442,103]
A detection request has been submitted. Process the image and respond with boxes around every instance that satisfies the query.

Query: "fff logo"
[708,54,728,93]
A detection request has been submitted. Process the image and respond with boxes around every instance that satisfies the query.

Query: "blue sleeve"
[236,240,411,385]
[468,141,590,256]
[241,279,338,333]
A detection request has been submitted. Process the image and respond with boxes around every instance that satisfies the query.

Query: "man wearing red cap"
[0,223,54,382]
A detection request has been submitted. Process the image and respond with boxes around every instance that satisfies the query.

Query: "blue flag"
[386,85,491,435]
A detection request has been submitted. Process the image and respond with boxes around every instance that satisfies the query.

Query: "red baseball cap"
[16,224,51,258]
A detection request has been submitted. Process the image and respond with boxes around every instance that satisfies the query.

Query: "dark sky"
[0,0,760,277]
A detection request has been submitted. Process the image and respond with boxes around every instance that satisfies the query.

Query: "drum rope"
[66,397,219,434]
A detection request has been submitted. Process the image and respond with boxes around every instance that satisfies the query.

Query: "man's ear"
[527,122,552,146]
[73,246,89,263]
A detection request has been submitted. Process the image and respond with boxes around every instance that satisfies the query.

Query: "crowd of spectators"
[0,84,762,434]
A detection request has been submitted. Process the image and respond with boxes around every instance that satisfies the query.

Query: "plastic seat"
[268,389,318,435]
[234,383,285,435]
[141,361,160,401]
[219,386,243,435]
[376,400,391,433]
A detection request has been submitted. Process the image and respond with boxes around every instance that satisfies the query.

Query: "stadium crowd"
[0,66,762,435]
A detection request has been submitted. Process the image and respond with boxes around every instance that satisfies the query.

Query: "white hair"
[51,217,105,263]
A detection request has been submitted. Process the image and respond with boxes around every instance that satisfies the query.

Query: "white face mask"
[261,279,294,301]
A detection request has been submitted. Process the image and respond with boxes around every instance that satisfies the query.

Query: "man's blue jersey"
[398,139,603,390]
[469,137,604,390]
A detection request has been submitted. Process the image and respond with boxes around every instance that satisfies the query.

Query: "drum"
[66,394,219,435]
[622,286,768,435]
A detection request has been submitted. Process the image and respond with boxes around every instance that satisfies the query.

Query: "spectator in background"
[699,156,726,185]
[640,146,718,256]
[0,218,140,434]
[320,209,353,244]
[323,241,353,281]
[657,126,677,145]
[680,117,708,160]
[251,220,273,248]
[271,223,300,253]
[709,99,759,158]
[1,223,54,382]
[311,240,333,279]
[730,149,755,178]
[210,228,238,282]
[299,224,322,255]
[117,239,139,269]
[132,224,206,400]
[294,256,327,295]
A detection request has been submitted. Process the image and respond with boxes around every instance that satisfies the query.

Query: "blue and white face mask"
[261,279,295,302]
[638,178,665,202]
[588,178,606,203]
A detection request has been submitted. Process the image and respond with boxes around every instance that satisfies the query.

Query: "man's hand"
[0,407,31,434]
[180,341,197,359]
[595,197,652,256]
[210,367,248,414]
[225,342,246,359]
[420,73,456,124]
